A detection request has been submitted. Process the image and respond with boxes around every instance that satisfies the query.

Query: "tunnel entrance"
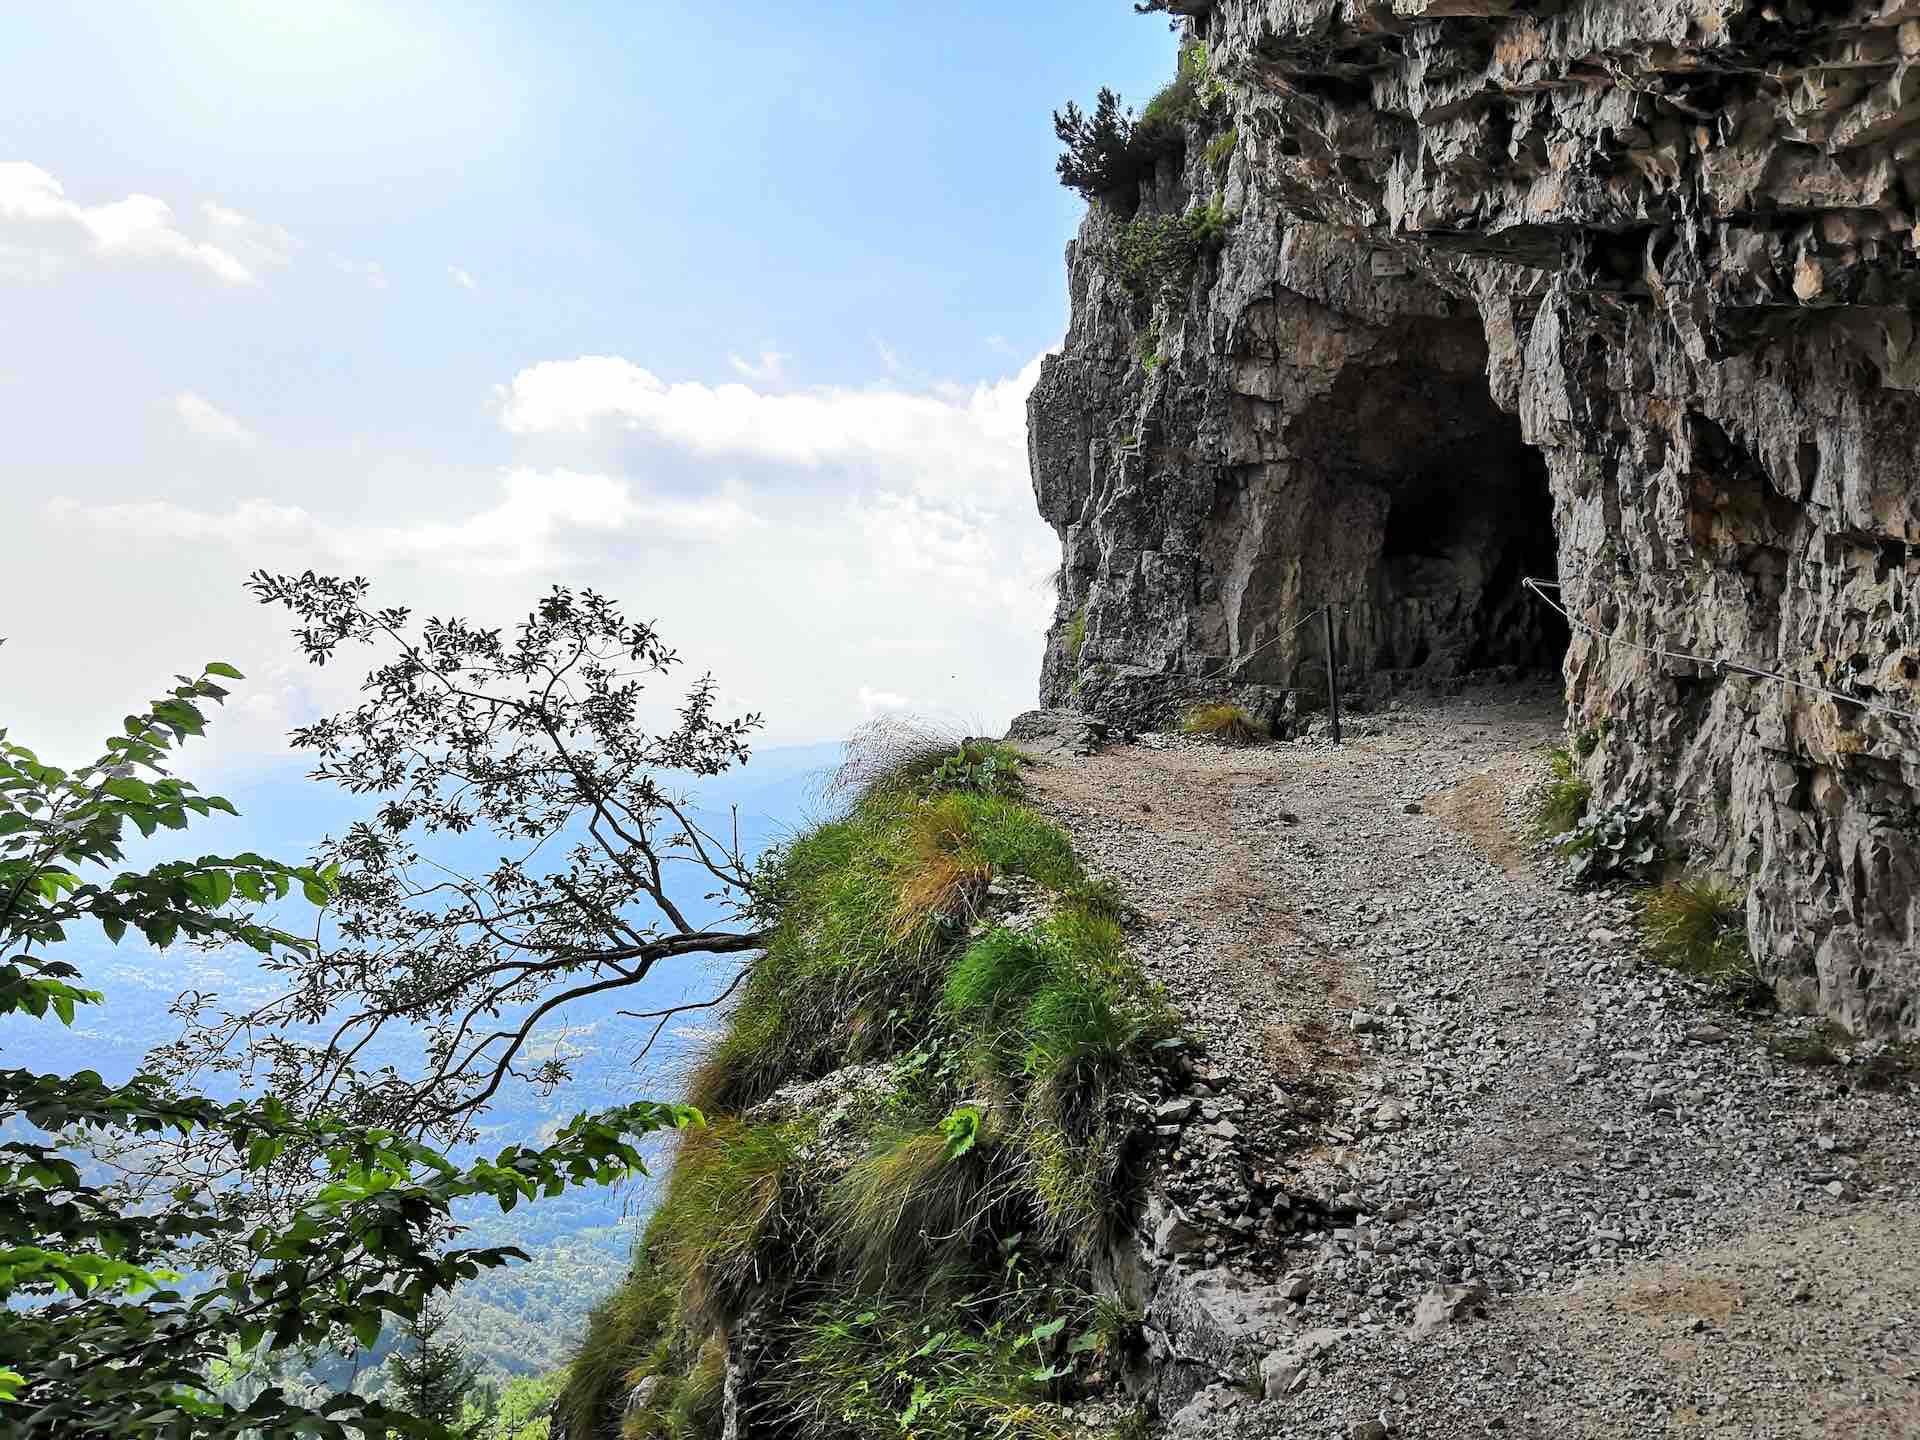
[1256,313,1570,695]
[1368,430,1566,678]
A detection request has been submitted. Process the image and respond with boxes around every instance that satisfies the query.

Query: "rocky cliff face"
[1030,0,1920,1034]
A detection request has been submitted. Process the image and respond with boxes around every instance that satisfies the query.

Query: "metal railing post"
[1324,606,1342,745]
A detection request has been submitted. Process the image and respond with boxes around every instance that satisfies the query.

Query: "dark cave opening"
[1228,309,1571,697]
[1285,340,1570,689]
[1370,438,1568,678]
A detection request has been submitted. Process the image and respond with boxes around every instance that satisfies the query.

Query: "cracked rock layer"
[1029,0,1920,1032]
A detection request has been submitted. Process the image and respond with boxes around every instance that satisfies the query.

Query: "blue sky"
[2,0,1176,768]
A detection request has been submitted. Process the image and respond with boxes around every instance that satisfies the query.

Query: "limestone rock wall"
[1030,0,1920,1032]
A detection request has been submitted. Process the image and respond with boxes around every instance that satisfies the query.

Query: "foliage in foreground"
[1180,702,1264,746]
[157,575,768,1166]
[1558,799,1663,885]
[558,743,1170,1439]
[0,668,691,1437]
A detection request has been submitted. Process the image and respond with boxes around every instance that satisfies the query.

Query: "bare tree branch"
[149,575,773,1167]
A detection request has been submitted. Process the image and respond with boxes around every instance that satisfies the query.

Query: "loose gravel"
[1019,684,1920,1438]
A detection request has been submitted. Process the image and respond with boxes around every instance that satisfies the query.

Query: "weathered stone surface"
[1260,1325,1348,1399]
[1004,707,1112,756]
[1168,1383,1248,1431]
[1030,0,1920,1033]
[1410,1280,1492,1336]
[1145,1263,1303,1403]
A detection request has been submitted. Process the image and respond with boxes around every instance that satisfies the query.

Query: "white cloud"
[28,350,1063,769]
[50,467,760,574]
[48,495,307,542]
[331,254,387,289]
[174,391,253,441]
[858,686,923,715]
[727,347,787,383]
[201,202,297,269]
[0,161,255,284]
[449,264,476,290]
[497,353,1045,508]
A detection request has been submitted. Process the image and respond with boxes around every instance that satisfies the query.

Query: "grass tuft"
[829,1124,1016,1287]
[558,1260,675,1440]
[943,928,1060,1027]
[1638,880,1747,973]
[1636,878,1772,1010]
[1768,1027,1842,1068]
[1060,876,1134,927]
[1534,748,1592,837]
[757,1294,1077,1440]
[672,1338,727,1439]
[651,1119,814,1324]
[1180,702,1264,745]
[1065,606,1088,670]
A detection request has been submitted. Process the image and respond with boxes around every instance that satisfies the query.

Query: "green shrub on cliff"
[1100,203,1234,314]
[560,742,1170,1439]
[1205,126,1237,177]
[1053,42,1221,206]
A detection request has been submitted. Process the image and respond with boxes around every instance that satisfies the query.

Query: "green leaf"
[1026,1315,1066,1345]
[203,662,245,680]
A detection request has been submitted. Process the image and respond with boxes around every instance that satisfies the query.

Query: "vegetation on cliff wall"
[1051,41,1218,207]
[558,732,1171,1439]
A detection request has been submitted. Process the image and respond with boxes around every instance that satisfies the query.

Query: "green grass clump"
[1204,127,1236,177]
[1180,702,1264,745]
[757,1295,1076,1440]
[943,916,1170,1247]
[688,801,942,1113]
[1060,876,1134,927]
[557,1260,675,1440]
[943,928,1060,1026]
[935,792,1081,890]
[831,719,1027,807]
[667,1339,726,1440]
[1637,879,1771,1011]
[1638,879,1747,973]
[689,785,1086,1113]
[1065,606,1088,669]
[569,738,1173,1440]
[829,1123,1018,1288]
[651,1120,813,1322]
[1534,748,1592,837]
[1046,905,1127,974]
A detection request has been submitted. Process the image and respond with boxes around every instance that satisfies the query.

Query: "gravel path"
[1019,686,1920,1438]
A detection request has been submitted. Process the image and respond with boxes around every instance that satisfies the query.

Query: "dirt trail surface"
[1018,687,1920,1439]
